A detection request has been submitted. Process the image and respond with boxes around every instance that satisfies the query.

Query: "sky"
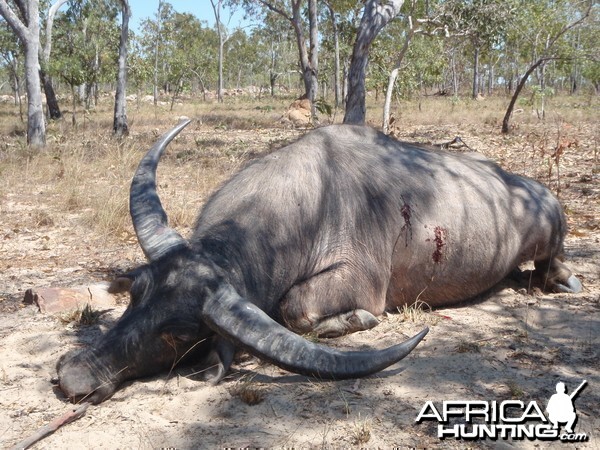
[127,0,249,32]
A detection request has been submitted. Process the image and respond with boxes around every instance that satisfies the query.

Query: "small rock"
[23,282,116,314]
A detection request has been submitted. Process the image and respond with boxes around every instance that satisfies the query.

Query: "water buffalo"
[56,121,581,404]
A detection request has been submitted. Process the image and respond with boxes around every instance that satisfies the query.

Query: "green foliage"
[50,0,120,92]
[0,0,597,104]
[315,97,332,116]
[136,4,218,95]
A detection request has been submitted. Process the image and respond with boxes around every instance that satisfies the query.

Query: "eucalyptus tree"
[140,11,218,108]
[0,0,46,146]
[343,0,405,124]
[0,18,23,116]
[376,0,449,132]
[235,0,319,119]
[152,0,162,105]
[51,0,119,121]
[210,0,232,102]
[501,0,594,133]
[113,0,130,137]
[40,0,68,120]
[438,0,516,100]
[127,36,152,101]
[139,10,217,106]
[577,9,599,94]
[319,0,358,108]
[253,12,298,96]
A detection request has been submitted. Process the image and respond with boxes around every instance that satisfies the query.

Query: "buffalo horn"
[130,120,190,261]
[202,284,428,379]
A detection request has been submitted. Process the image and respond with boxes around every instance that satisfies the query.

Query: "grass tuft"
[59,304,105,326]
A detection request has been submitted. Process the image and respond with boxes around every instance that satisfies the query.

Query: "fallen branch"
[10,402,91,450]
[439,136,473,151]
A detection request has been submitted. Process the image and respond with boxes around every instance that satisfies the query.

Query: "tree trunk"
[113,0,130,137]
[502,58,547,134]
[382,68,399,134]
[472,46,479,99]
[153,0,162,106]
[261,0,319,119]
[270,72,277,97]
[8,53,24,121]
[40,0,69,120]
[41,69,61,119]
[0,0,46,147]
[217,38,224,102]
[344,0,405,124]
[210,0,225,103]
[24,41,46,146]
[325,1,340,108]
[381,13,416,133]
[451,49,458,96]
[305,0,318,120]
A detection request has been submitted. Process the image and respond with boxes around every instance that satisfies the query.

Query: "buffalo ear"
[108,277,133,294]
[108,267,148,294]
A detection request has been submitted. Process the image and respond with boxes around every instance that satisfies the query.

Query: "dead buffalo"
[56,121,581,404]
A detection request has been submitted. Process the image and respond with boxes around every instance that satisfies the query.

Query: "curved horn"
[130,120,191,261]
[202,285,428,379]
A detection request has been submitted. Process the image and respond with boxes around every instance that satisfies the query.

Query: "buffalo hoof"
[313,309,380,338]
[553,275,583,294]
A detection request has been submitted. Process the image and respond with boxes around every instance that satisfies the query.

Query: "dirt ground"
[0,101,598,449]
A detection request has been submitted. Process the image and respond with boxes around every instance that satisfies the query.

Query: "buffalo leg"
[280,265,387,338]
[311,309,380,338]
[534,258,582,293]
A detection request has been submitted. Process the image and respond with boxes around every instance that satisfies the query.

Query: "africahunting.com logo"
[416,380,588,442]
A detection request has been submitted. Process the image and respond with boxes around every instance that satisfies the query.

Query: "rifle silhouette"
[570,380,587,400]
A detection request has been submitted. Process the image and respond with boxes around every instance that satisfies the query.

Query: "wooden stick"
[10,402,91,450]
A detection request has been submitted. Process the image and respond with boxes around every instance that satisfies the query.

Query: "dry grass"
[231,375,265,406]
[58,304,105,326]
[375,93,597,131]
[351,414,372,445]
[0,93,597,245]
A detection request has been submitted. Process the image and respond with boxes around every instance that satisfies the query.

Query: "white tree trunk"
[0,0,46,147]
[382,68,399,135]
[210,0,225,103]
[382,12,416,134]
[113,0,130,137]
[153,0,163,106]
[24,40,46,146]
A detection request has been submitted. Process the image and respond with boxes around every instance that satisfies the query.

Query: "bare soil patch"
[0,97,598,448]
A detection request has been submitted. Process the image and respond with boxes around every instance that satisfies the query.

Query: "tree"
[113,0,130,137]
[40,0,68,120]
[237,0,319,119]
[502,0,593,133]
[441,0,515,100]
[51,0,119,117]
[138,10,218,106]
[381,16,418,134]
[323,0,341,108]
[0,18,24,118]
[343,0,405,125]
[152,0,163,105]
[0,0,46,147]
[210,0,237,102]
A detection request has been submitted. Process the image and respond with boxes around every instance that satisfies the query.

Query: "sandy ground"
[0,121,598,449]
